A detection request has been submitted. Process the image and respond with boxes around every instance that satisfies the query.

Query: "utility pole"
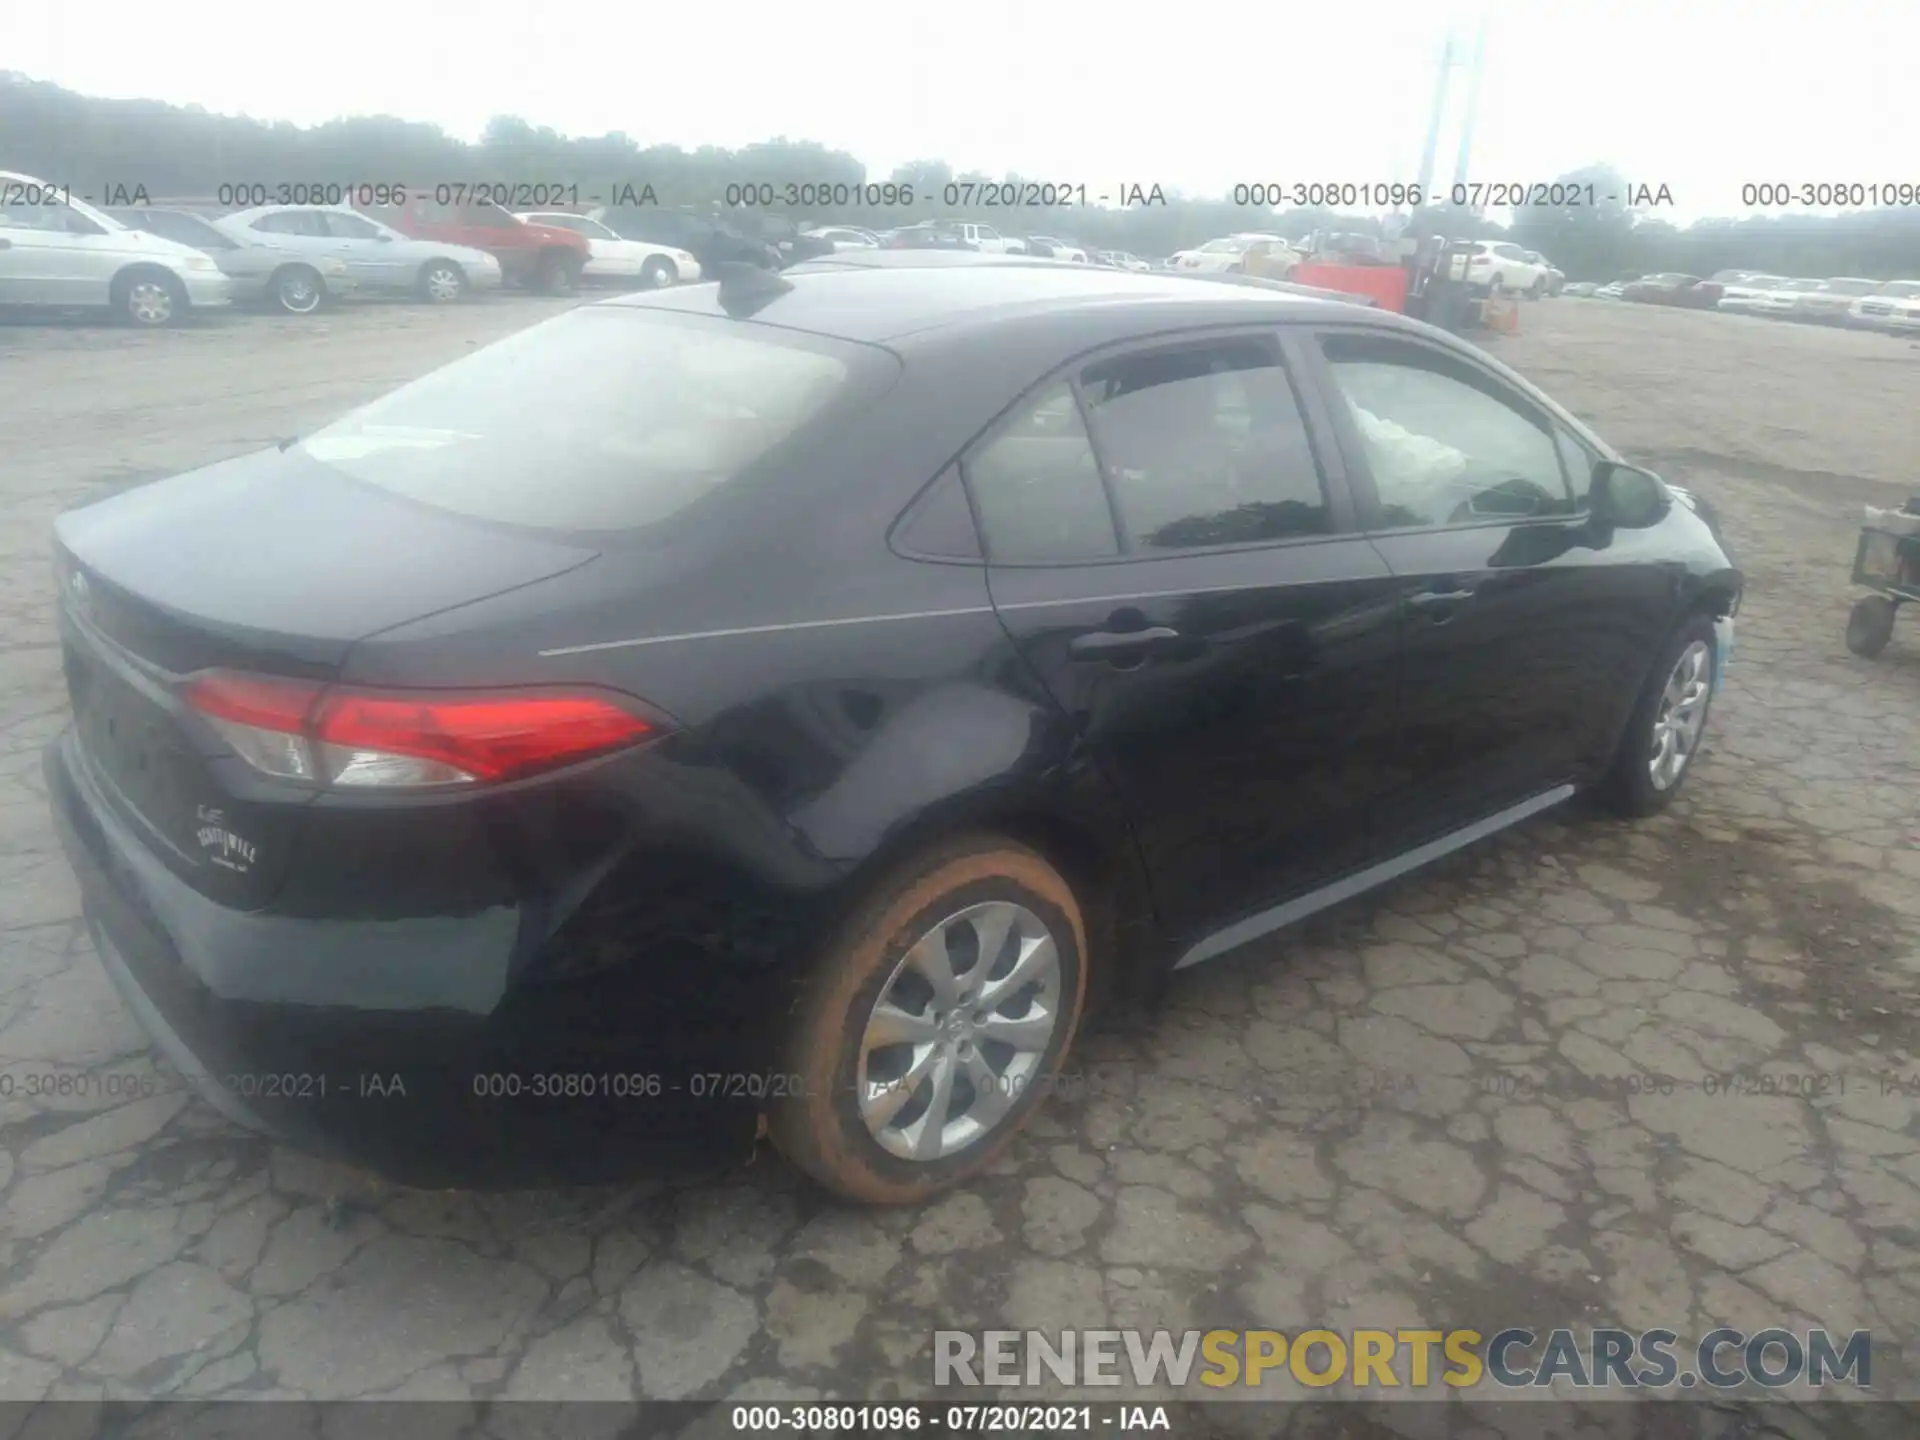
[1413,28,1456,205]
[1452,18,1489,200]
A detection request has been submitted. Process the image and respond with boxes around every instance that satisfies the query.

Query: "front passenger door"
[1307,328,1671,849]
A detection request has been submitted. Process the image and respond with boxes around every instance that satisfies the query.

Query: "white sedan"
[1716,274,1790,313]
[1168,233,1287,273]
[1848,280,1920,333]
[515,212,701,288]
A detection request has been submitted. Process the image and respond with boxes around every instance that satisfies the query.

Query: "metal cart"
[1845,503,1920,658]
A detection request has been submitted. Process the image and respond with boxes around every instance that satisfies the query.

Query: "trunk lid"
[53,447,598,908]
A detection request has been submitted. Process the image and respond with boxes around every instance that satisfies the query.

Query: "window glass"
[298,309,867,533]
[965,384,1119,563]
[0,199,69,231]
[1080,340,1328,550]
[1322,335,1573,529]
[253,210,326,236]
[1554,428,1599,506]
[466,202,518,228]
[894,467,983,561]
[321,211,386,239]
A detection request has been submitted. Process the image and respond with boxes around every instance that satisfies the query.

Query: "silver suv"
[0,171,232,326]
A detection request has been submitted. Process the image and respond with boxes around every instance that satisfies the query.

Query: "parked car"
[804,226,882,251]
[1024,235,1088,263]
[1708,269,1762,285]
[1562,282,1600,297]
[1462,241,1553,296]
[1740,277,1832,318]
[45,260,1741,1200]
[931,221,1012,254]
[593,208,784,272]
[1167,233,1283,273]
[1715,274,1791,313]
[1621,274,1725,308]
[221,206,503,302]
[515,212,700,288]
[1847,279,1920,332]
[361,194,588,293]
[107,206,353,314]
[0,171,231,325]
[1523,252,1566,295]
[1791,277,1882,324]
[1595,281,1629,299]
[885,222,979,251]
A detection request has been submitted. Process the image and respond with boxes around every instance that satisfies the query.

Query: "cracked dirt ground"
[0,297,1916,1413]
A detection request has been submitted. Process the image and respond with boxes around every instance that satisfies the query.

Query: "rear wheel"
[115,270,187,327]
[1597,615,1718,817]
[768,836,1088,1204]
[640,256,676,290]
[1846,595,1897,658]
[417,261,465,303]
[269,265,324,315]
[1529,277,1547,299]
[1488,273,1507,295]
[534,251,580,294]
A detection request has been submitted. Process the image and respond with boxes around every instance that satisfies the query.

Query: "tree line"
[6,73,1918,281]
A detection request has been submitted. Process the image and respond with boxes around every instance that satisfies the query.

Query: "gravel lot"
[0,294,1917,1416]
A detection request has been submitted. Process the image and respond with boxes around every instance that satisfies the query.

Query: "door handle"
[1068,626,1181,662]
[1406,588,1476,608]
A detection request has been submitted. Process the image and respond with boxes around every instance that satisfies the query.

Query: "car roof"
[600,259,1389,344]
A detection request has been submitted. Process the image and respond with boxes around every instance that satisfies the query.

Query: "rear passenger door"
[973,329,1404,953]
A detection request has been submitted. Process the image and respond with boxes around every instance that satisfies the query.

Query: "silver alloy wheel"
[1649,639,1711,790]
[856,900,1064,1162]
[276,270,321,313]
[425,265,462,301]
[128,280,175,325]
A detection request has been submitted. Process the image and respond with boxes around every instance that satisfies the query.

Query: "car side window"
[1321,333,1574,529]
[964,383,1120,564]
[321,212,384,240]
[893,465,984,561]
[1080,338,1331,550]
[1554,428,1600,507]
[252,211,322,236]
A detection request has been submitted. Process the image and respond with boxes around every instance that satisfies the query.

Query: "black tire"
[1845,595,1897,658]
[269,264,325,315]
[1529,278,1547,300]
[639,256,676,290]
[113,269,187,328]
[1596,614,1719,818]
[767,835,1089,1205]
[417,261,465,303]
[1488,274,1507,295]
[534,251,580,295]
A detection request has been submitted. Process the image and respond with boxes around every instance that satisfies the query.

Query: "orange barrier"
[1481,296,1520,333]
[1287,262,1410,313]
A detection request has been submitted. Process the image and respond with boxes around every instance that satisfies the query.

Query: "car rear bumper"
[45,727,763,1188]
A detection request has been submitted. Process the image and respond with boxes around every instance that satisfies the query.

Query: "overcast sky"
[14,0,1912,226]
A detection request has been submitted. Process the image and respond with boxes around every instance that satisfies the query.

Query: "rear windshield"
[298,308,879,532]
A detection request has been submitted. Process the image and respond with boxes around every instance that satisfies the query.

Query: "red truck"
[360,193,590,293]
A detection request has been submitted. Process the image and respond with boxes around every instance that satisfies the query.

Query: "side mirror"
[1588,461,1671,531]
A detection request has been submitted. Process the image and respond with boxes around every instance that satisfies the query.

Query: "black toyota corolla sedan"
[45,259,1740,1202]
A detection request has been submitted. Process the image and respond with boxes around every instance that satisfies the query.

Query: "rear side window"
[964,384,1119,563]
[298,308,875,533]
[253,211,327,236]
[1080,338,1329,549]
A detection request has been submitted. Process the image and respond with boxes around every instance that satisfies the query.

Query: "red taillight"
[182,672,658,788]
